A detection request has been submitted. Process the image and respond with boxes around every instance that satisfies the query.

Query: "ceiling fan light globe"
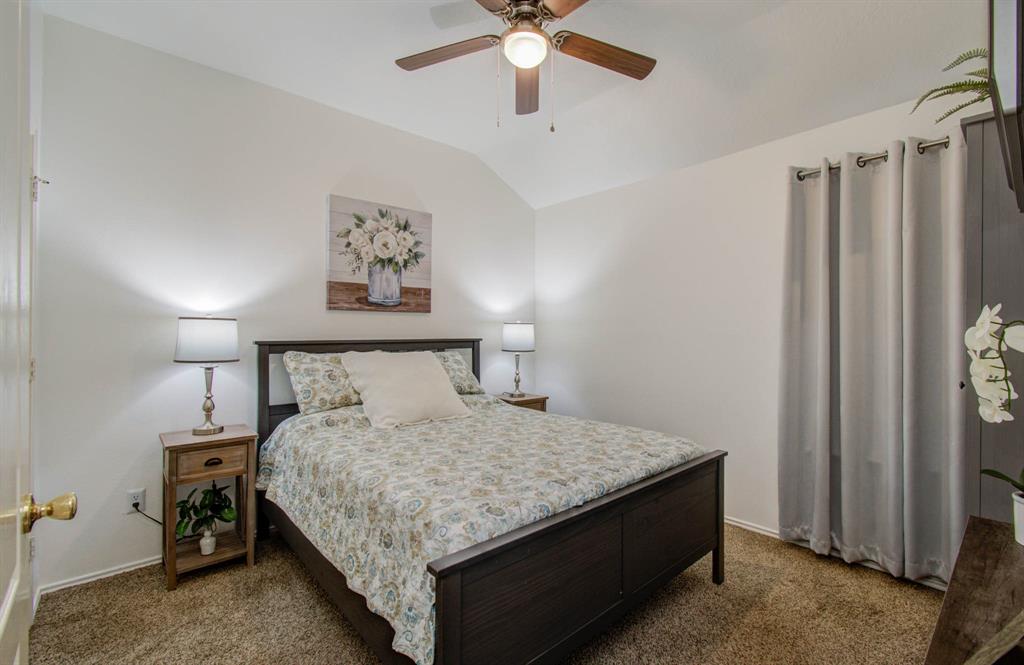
[503,29,548,69]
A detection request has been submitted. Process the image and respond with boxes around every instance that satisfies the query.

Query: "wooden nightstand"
[498,393,548,412]
[160,424,257,590]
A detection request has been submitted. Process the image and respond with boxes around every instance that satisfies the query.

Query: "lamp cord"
[133,502,163,526]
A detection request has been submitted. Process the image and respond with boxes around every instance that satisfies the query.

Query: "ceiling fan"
[396,0,656,116]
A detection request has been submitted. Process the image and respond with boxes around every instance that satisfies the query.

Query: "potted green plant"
[965,304,1024,543]
[175,481,237,555]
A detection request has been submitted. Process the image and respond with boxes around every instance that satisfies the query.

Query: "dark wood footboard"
[259,449,725,665]
[429,450,725,665]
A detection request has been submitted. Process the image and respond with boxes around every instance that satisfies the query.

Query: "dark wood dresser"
[925,516,1024,665]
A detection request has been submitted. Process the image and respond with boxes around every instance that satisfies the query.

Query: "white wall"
[33,17,535,590]
[535,100,972,534]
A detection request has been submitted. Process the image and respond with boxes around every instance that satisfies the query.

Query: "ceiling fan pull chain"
[496,46,502,128]
[549,50,556,133]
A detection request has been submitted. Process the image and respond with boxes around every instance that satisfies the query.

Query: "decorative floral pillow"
[283,351,362,415]
[434,351,485,394]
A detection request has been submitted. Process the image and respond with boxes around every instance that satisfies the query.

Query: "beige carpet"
[31,526,941,665]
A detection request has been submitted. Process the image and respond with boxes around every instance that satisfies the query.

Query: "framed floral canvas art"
[327,195,432,312]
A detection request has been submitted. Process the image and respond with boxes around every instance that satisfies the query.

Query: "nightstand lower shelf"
[175,530,247,574]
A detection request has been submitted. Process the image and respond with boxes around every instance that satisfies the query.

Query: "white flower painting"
[327,195,432,312]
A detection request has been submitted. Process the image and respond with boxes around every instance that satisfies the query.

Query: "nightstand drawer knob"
[203,457,223,467]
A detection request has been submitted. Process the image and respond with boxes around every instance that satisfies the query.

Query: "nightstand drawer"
[177,444,247,481]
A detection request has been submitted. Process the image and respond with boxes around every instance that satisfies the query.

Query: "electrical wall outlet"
[126,488,146,514]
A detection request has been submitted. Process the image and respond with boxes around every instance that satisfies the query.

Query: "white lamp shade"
[174,317,239,363]
[502,322,535,352]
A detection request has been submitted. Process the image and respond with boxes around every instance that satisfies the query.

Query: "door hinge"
[31,175,49,202]
[29,357,36,383]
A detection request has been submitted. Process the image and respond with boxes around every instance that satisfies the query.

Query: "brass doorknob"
[21,492,77,534]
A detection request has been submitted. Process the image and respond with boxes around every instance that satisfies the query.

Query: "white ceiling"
[38,0,985,208]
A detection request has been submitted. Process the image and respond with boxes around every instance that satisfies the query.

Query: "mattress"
[256,394,704,665]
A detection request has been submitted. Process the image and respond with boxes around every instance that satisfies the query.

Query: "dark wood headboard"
[254,338,481,446]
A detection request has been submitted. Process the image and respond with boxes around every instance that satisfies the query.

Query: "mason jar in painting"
[367,263,402,306]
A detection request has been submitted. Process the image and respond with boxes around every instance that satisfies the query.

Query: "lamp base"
[192,423,224,436]
[193,365,223,436]
[503,391,526,398]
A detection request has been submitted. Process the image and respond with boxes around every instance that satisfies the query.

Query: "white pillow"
[340,351,470,428]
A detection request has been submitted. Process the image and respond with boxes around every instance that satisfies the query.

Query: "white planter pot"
[199,529,217,556]
[1014,492,1024,546]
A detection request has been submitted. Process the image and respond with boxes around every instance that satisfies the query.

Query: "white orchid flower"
[965,304,1004,351]
[972,376,1010,404]
[1005,324,1024,353]
[969,350,1007,380]
[980,303,1004,328]
[373,231,398,259]
[980,398,1015,424]
[964,326,993,351]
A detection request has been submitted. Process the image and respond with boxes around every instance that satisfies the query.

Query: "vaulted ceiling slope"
[39,0,985,209]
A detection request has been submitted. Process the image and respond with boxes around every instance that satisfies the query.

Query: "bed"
[255,338,726,665]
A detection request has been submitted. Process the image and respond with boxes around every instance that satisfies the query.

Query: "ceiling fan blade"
[540,0,590,19]
[396,35,499,71]
[475,0,508,13]
[515,66,540,115]
[552,31,656,80]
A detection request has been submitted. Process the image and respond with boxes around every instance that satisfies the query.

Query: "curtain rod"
[795,136,950,182]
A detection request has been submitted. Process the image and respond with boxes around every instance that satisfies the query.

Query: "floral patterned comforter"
[257,395,704,665]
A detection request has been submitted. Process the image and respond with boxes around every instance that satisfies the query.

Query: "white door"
[0,1,33,662]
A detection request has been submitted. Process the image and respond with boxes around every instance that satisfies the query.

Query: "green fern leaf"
[931,79,991,91]
[943,48,989,71]
[921,86,987,105]
[964,68,989,80]
[934,94,989,123]
[912,81,987,113]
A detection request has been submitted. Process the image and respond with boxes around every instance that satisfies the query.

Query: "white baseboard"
[724,515,780,539]
[29,515,944,604]
[31,519,782,604]
[34,554,162,607]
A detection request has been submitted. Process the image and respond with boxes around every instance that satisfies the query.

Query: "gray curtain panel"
[779,134,967,582]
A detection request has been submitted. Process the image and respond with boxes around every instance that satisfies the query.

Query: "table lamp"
[502,321,535,398]
[174,316,239,435]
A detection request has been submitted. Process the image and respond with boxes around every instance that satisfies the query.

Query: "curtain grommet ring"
[917,141,926,155]
[796,171,806,182]
[856,156,866,168]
